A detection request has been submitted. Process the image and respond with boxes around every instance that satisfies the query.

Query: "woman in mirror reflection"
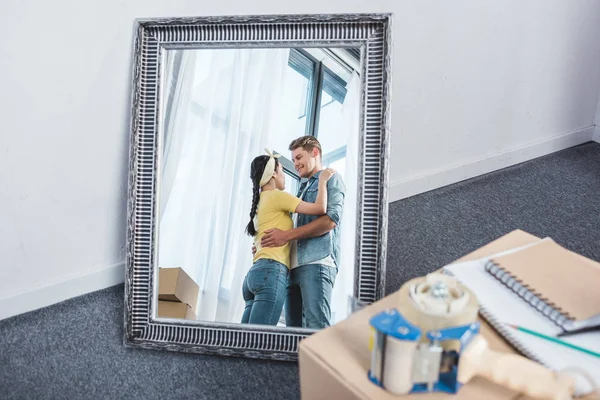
[241,148,335,325]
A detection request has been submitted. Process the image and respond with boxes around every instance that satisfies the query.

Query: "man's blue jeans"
[241,258,288,326]
[285,264,337,329]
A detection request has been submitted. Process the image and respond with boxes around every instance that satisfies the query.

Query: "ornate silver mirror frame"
[124,13,392,361]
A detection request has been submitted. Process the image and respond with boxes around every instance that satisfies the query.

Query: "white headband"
[259,148,281,187]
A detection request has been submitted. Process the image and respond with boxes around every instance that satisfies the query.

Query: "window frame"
[278,49,351,186]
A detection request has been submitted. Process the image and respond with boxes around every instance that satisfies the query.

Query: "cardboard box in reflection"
[158,267,199,319]
[157,300,197,320]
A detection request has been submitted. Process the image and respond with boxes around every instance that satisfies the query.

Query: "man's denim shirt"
[295,170,346,267]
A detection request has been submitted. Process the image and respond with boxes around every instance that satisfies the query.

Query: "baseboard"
[0,262,125,321]
[593,125,600,143]
[389,126,595,202]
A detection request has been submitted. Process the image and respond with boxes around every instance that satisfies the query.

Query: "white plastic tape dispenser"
[368,273,575,399]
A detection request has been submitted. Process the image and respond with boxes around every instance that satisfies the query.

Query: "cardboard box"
[157,300,197,320]
[299,230,598,400]
[158,267,199,312]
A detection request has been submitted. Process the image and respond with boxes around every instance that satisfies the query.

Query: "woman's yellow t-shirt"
[253,190,301,268]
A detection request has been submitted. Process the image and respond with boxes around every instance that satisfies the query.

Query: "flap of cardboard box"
[157,300,197,320]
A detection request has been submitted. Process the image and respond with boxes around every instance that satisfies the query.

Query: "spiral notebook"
[443,239,600,396]
[485,239,600,328]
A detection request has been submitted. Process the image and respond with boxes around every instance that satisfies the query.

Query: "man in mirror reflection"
[245,136,345,329]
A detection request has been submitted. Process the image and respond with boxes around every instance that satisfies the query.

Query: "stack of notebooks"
[443,238,600,396]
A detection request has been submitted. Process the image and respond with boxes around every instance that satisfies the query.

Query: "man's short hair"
[288,135,322,158]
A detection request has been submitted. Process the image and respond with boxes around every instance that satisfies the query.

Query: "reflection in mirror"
[156,46,361,330]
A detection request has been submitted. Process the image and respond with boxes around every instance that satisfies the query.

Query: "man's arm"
[260,215,335,247]
[286,215,335,240]
[324,174,345,228]
[261,175,345,248]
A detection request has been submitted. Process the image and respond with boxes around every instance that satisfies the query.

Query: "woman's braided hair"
[246,155,279,236]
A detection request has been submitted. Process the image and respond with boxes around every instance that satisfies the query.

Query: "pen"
[507,324,600,359]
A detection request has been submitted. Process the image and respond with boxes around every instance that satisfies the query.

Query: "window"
[316,70,349,181]
[273,49,354,185]
[268,51,314,159]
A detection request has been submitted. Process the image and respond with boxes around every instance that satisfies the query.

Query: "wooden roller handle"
[458,336,575,400]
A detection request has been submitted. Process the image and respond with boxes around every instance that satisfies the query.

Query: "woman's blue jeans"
[241,258,288,325]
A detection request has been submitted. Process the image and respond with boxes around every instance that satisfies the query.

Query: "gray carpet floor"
[1,142,599,400]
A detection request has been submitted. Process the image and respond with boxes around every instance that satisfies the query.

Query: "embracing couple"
[241,136,345,329]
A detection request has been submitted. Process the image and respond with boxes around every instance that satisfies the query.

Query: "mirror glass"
[155,46,362,330]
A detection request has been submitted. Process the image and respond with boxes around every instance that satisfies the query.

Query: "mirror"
[125,13,392,360]
[156,46,361,329]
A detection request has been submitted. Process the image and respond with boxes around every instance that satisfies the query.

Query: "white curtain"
[158,48,291,323]
[159,51,197,220]
[330,71,361,324]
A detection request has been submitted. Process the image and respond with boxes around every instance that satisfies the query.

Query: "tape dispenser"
[368,273,575,400]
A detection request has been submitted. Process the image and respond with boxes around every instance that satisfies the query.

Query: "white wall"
[390,1,600,199]
[2,0,600,318]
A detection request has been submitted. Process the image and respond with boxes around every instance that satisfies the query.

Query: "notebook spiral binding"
[441,269,552,368]
[484,260,574,330]
[443,266,591,397]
